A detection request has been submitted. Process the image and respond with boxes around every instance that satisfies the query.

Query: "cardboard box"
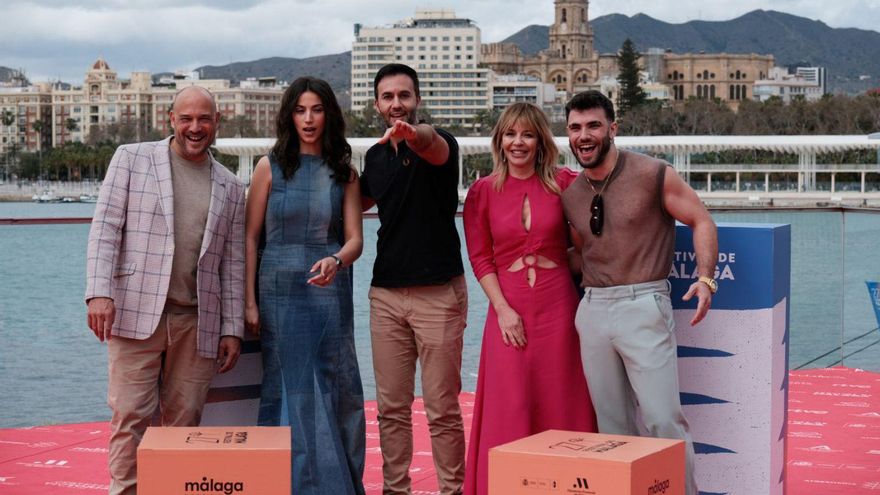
[137,426,290,495]
[489,430,684,495]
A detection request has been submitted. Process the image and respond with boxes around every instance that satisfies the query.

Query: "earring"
[500,151,507,164]
[537,149,544,166]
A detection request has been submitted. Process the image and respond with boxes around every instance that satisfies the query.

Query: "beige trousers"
[368,275,468,495]
[106,312,218,495]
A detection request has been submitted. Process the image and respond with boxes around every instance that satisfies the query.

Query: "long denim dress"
[257,154,366,495]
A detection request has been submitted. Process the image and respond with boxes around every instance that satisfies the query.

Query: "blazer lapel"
[152,137,175,235]
[200,156,227,259]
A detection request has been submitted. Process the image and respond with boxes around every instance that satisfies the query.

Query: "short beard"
[572,133,612,169]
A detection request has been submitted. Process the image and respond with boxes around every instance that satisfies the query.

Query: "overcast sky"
[3,0,877,83]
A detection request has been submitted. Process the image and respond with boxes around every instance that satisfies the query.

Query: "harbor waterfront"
[215,135,880,206]
[0,202,878,428]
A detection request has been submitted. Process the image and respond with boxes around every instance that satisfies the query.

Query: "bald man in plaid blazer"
[85,87,245,495]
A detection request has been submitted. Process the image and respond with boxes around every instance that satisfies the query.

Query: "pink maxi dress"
[462,169,597,495]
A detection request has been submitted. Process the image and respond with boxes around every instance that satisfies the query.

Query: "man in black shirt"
[360,63,468,495]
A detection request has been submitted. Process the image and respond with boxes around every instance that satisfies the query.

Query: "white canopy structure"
[215,135,880,196]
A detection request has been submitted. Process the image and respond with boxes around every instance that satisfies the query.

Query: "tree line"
[613,37,880,166]
[618,94,880,136]
[5,45,879,182]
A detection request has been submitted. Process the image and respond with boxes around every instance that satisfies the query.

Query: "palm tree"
[0,109,13,127]
[471,108,501,136]
[218,115,258,138]
[1,109,15,181]
[32,120,45,180]
[32,120,45,151]
[64,118,79,144]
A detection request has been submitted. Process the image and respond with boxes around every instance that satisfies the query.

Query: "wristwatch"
[698,276,718,294]
[330,254,344,267]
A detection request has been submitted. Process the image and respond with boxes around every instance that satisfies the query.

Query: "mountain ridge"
[4,10,877,95]
[501,10,880,93]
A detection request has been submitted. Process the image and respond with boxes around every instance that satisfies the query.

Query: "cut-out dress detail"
[462,169,597,495]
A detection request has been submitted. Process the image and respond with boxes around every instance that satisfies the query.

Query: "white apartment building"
[351,9,489,127]
[753,66,827,103]
[151,77,281,137]
[488,74,557,111]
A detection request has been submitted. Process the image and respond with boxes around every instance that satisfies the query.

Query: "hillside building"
[662,52,775,108]
[481,0,775,111]
[482,0,619,94]
[350,9,489,126]
[753,66,827,103]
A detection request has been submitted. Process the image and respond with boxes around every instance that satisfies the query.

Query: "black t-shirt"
[361,128,464,287]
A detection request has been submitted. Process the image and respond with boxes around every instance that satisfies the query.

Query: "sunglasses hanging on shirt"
[583,149,620,237]
[589,194,604,236]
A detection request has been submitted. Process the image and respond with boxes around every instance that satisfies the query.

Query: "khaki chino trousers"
[368,275,468,495]
[106,312,218,495]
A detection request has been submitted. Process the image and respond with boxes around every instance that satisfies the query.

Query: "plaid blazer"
[85,137,245,358]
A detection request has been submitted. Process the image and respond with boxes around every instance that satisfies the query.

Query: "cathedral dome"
[92,58,110,71]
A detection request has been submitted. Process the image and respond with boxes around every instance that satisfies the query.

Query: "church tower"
[548,0,594,61]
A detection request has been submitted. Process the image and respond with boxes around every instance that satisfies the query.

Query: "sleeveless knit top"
[562,149,675,287]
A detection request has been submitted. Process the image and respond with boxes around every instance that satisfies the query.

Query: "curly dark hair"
[271,77,352,182]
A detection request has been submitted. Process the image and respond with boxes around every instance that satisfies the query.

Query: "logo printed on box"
[185,431,249,444]
[648,479,671,494]
[184,476,244,494]
[520,477,557,489]
[572,476,591,491]
[549,437,629,453]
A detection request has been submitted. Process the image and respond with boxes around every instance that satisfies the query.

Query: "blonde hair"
[490,102,560,194]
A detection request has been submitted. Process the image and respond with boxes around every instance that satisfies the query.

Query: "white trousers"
[574,279,697,495]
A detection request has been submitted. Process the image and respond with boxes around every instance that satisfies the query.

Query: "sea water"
[1,203,877,427]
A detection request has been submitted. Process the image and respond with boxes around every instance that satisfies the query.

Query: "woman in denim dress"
[244,76,365,495]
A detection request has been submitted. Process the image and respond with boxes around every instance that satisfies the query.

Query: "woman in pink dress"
[463,102,597,495]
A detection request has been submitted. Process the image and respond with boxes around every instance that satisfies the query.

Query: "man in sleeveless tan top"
[561,91,717,495]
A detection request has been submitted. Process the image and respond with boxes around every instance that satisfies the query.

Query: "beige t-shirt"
[165,146,212,311]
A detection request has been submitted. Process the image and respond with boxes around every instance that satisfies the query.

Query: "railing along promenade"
[3,134,878,206]
[215,134,880,206]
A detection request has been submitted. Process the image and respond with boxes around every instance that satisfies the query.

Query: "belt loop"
[629,284,636,300]
[585,287,592,302]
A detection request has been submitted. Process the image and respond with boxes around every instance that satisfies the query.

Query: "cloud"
[13,0,267,11]
[1,0,876,83]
